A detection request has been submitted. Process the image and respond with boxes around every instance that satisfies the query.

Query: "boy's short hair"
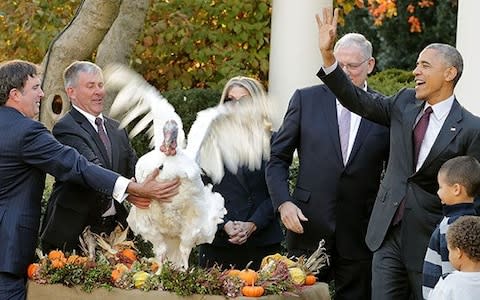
[446,215,480,262]
[438,156,480,197]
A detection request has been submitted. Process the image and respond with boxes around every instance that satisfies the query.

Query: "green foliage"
[133,0,271,91]
[0,0,80,63]
[368,68,415,96]
[339,0,457,71]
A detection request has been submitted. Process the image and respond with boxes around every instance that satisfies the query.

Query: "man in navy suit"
[265,33,389,299]
[0,60,179,300]
[40,61,146,252]
[316,8,480,300]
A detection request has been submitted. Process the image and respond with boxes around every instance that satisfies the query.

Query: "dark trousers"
[372,225,423,300]
[335,256,372,300]
[198,243,282,270]
[0,272,26,300]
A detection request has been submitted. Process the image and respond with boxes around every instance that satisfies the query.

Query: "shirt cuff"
[112,176,130,203]
[323,61,338,75]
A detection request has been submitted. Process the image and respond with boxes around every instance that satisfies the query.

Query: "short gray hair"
[424,43,463,86]
[334,33,373,60]
[63,61,102,89]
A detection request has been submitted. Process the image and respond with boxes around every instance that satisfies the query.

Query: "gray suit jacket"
[318,65,480,271]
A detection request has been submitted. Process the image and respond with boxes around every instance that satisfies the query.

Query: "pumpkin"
[304,274,317,285]
[227,268,241,277]
[48,250,65,261]
[111,264,129,282]
[120,248,137,263]
[51,259,65,269]
[27,263,39,279]
[238,262,258,285]
[150,261,159,273]
[66,255,80,265]
[241,284,265,297]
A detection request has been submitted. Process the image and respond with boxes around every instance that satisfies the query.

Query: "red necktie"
[392,106,433,225]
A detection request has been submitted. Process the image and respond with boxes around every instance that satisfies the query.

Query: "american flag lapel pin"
[450,127,456,131]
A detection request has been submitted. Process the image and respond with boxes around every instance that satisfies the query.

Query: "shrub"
[368,68,415,96]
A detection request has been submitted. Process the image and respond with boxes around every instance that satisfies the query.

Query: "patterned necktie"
[338,107,351,165]
[95,117,112,162]
[392,106,433,225]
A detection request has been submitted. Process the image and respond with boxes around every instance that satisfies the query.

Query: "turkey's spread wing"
[185,98,272,184]
[104,64,186,150]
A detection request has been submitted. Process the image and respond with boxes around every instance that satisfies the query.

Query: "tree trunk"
[39,0,121,129]
[96,0,151,113]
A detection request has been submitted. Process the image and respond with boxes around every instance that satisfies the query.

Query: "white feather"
[104,63,274,267]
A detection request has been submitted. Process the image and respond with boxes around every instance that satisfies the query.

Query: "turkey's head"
[160,119,178,155]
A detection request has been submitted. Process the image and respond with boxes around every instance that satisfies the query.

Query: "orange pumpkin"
[27,263,39,279]
[238,262,258,285]
[111,269,123,282]
[227,268,241,277]
[120,248,137,263]
[304,274,317,285]
[242,284,265,297]
[48,250,65,261]
[150,261,159,273]
[51,259,65,269]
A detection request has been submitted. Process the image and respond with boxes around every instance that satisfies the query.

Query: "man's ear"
[445,66,458,83]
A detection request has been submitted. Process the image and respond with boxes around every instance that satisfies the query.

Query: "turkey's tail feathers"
[104,63,186,150]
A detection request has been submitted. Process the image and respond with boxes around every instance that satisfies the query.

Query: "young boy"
[427,215,480,299]
[422,156,480,298]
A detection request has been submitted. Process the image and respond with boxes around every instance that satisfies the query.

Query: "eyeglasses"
[338,57,371,70]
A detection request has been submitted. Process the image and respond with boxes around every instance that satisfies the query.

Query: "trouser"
[372,225,423,300]
[0,272,26,300]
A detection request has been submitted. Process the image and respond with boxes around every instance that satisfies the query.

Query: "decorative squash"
[227,268,241,277]
[51,259,65,269]
[132,271,150,289]
[238,261,258,285]
[288,267,306,285]
[304,274,317,285]
[120,248,137,263]
[241,284,265,297]
[27,263,39,279]
[48,250,65,261]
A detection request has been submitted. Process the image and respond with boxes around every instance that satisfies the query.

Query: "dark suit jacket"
[318,65,480,271]
[40,108,137,251]
[265,84,389,260]
[0,106,118,276]
[209,163,283,248]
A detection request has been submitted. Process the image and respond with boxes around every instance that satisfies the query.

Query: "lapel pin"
[450,127,456,131]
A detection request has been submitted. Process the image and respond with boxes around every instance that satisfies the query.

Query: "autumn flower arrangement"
[28,226,328,297]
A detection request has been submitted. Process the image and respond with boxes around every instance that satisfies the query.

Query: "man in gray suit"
[0,60,179,300]
[316,8,480,300]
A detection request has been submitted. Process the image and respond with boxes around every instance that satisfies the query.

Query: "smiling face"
[413,48,457,104]
[66,70,105,116]
[14,75,44,118]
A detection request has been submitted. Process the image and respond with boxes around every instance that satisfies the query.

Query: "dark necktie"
[392,106,433,225]
[95,117,112,162]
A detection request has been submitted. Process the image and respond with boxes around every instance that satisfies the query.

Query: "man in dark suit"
[316,9,480,299]
[41,61,141,252]
[265,33,389,299]
[0,60,179,299]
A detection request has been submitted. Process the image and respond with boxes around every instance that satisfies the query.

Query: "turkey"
[104,64,275,268]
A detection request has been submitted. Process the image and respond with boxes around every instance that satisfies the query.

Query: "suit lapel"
[403,100,424,172]
[347,118,372,164]
[70,108,111,168]
[320,91,344,165]
[419,100,462,171]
